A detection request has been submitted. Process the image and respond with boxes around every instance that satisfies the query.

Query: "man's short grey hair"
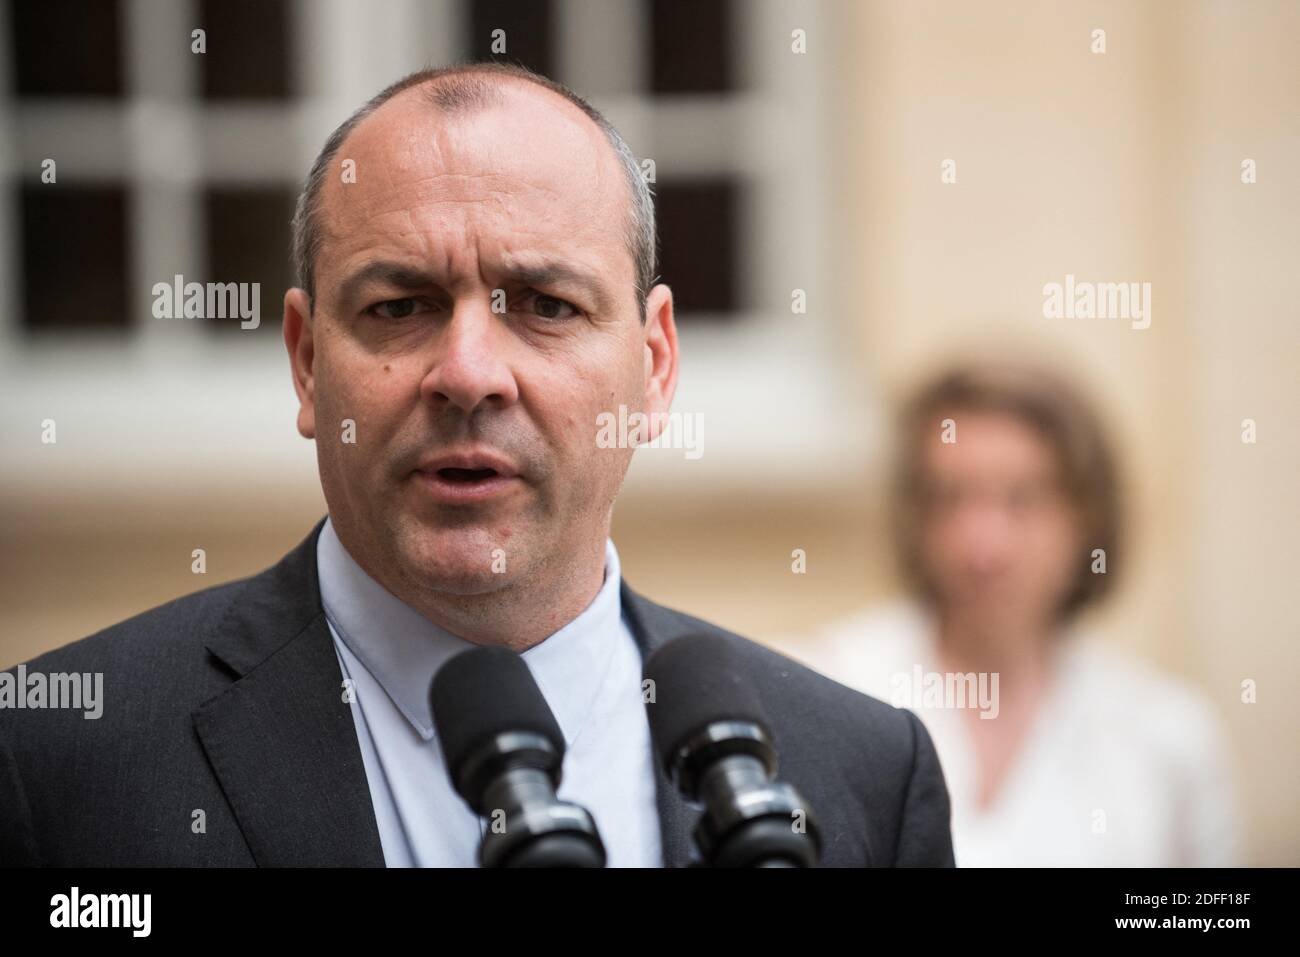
[290,62,657,321]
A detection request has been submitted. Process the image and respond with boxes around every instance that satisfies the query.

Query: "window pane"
[466,0,554,79]
[199,0,291,101]
[10,0,124,98]
[203,186,296,334]
[654,178,740,316]
[648,0,733,95]
[20,184,131,331]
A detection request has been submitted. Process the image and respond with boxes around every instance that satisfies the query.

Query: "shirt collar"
[316,516,623,746]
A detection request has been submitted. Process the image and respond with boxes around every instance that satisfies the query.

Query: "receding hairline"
[319,72,627,235]
[338,70,614,169]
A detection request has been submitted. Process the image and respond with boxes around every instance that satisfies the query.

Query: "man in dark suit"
[0,63,954,867]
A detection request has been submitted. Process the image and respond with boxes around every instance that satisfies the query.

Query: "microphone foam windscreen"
[430,645,565,778]
[642,633,767,766]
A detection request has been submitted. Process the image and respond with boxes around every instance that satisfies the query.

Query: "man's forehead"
[320,80,622,235]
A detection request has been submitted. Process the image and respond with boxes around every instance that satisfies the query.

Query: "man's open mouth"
[412,451,519,502]
[435,467,499,483]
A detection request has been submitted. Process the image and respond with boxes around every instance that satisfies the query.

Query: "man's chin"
[394,524,517,596]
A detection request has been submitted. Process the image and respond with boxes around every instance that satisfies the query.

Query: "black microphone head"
[430,645,565,800]
[642,633,773,789]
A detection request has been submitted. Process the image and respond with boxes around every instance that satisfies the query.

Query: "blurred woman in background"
[794,360,1241,866]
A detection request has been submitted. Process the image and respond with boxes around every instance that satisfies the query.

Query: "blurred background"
[0,0,1295,864]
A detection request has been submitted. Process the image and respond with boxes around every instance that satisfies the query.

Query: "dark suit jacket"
[0,519,955,867]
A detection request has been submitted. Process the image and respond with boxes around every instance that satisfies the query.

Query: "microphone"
[429,645,606,867]
[643,633,821,867]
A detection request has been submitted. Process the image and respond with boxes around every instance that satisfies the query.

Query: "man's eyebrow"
[508,260,614,313]
[335,261,440,306]
[332,258,618,313]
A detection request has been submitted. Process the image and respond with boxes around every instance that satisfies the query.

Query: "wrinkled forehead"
[316,81,630,274]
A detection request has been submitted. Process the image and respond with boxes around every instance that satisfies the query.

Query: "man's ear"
[283,287,317,439]
[642,283,679,426]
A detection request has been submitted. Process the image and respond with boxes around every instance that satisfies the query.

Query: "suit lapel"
[193,519,386,866]
[619,581,703,868]
[190,518,700,868]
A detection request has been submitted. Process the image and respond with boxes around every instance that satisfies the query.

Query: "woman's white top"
[779,602,1243,867]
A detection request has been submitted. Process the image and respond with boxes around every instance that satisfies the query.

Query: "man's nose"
[419,299,519,414]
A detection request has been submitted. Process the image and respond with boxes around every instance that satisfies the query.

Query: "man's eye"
[368,298,426,320]
[526,293,580,321]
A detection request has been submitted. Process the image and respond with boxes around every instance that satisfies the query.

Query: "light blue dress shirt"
[316,517,663,867]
